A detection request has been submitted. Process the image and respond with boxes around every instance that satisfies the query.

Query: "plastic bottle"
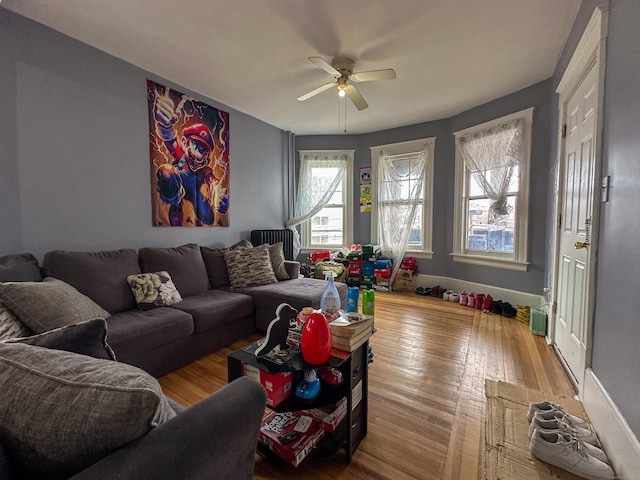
[346,287,359,313]
[362,289,375,316]
[320,271,341,320]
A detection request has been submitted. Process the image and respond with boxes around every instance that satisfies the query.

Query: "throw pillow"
[138,243,209,297]
[200,239,252,288]
[0,302,32,340]
[4,318,116,360]
[224,243,277,289]
[0,342,176,480]
[0,253,43,282]
[126,271,182,310]
[268,242,290,281]
[0,278,110,334]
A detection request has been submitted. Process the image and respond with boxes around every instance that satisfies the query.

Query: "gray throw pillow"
[0,277,111,334]
[224,243,277,289]
[4,318,116,360]
[268,242,290,281]
[0,302,32,340]
[201,239,252,288]
[0,342,176,480]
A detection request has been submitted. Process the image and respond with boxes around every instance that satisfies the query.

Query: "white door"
[554,62,598,386]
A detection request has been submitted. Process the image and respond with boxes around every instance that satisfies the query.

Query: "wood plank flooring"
[158,291,575,479]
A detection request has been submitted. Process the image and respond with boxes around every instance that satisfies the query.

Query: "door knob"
[574,241,589,249]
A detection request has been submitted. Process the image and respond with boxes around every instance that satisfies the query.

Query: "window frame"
[299,150,354,251]
[370,138,435,259]
[452,108,533,271]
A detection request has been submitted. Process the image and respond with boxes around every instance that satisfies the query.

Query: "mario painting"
[147,79,230,227]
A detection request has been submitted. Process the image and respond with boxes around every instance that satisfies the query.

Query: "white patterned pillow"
[0,302,32,341]
[224,243,277,289]
[126,271,182,310]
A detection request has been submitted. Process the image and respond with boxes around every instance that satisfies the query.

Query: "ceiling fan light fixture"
[338,89,346,97]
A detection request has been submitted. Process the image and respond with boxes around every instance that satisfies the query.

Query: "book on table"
[329,313,374,338]
[331,325,372,352]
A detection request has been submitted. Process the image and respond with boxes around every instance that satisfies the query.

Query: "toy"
[255,303,298,357]
[295,369,321,404]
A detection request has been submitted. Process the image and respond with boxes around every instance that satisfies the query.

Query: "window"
[370,138,435,258]
[452,108,533,270]
[297,151,353,250]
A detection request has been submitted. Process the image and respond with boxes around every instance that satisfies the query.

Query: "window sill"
[404,250,433,260]
[450,253,529,271]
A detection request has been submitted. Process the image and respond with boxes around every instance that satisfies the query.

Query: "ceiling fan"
[297,56,396,111]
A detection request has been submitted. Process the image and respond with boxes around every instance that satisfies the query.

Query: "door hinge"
[557,213,562,229]
[551,302,557,314]
[562,124,567,138]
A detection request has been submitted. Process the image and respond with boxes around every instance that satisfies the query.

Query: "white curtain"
[455,117,525,224]
[377,149,426,283]
[286,152,350,257]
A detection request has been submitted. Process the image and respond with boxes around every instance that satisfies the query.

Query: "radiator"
[250,229,294,260]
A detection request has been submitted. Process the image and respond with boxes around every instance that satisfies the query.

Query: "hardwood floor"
[158,291,575,479]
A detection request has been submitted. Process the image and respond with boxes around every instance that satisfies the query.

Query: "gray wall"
[296,81,553,294]
[0,9,287,260]
[551,0,640,437]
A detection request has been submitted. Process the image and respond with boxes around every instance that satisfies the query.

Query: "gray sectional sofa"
[39,241,347,376]
[0,241,348,479]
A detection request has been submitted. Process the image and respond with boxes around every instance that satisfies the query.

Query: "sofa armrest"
[284,260,300,279]
[71,377,266,480]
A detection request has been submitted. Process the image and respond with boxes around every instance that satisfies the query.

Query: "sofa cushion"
[0,278,110,334]
[43,249,141,313]
[0,302,32,340]
[127,271,182,310]
[0,253,42,282]
[105,307,194,355]
[171,289,254,332]
[138,244,209,297]
[4,318,116,360]
[232,277,349,331]
[269,242,290,281]
[200,239,252,288]
[224,243,277,289]
[0,342,176,480]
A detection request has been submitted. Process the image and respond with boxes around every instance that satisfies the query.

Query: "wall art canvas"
[147,79,230,227]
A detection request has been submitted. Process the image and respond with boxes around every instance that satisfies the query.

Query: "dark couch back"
[43,249,141,313]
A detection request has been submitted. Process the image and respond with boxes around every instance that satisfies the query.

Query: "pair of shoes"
[501,302,517,317]
[466,292,475,307]
[459,291,468,305]
[490,300,503,314]
[474,293,485,309]
[481,294,493,312]
[529,413,598,446]
[530,429,614,479]
[415,287,432,296]
[431,286,444,298]
[528,401,589,427]
[443,291,459,302]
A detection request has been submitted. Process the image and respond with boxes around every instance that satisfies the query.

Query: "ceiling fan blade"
[344,85,368,111]
[297,82,336,101]
[308,57,340,77]
[350,68,396,82]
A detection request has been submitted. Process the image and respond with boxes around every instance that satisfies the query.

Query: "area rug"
[484,380,594,480]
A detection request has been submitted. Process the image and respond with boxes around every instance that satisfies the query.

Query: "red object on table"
[301,312,332,365]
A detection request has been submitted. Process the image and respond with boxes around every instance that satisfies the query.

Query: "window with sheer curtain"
[452,108,533,270]
[371,138,435,279]
[287,150,353,252]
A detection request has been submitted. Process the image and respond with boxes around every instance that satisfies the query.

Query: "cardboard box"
[242,363,292,408]
[258,412,325,467]
[302,396,347,432]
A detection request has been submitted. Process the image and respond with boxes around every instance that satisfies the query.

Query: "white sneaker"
[531,429,609,464]
[530,428,615,480]
[529,413,599,445]
[528,400,589,428]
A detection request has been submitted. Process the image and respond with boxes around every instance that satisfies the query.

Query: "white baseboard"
[413,273,543,308]
[583,369,640,478]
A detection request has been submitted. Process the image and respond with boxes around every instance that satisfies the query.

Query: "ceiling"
[2,0,581,135]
